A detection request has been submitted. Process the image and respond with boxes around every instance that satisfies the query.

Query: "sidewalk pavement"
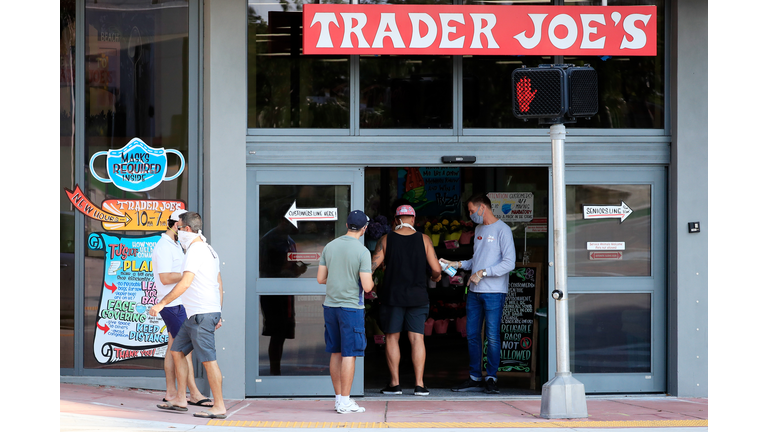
[60,383,707,430]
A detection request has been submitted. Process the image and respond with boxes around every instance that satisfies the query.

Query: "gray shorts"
[171,312,221,363]
[379,304,430,335]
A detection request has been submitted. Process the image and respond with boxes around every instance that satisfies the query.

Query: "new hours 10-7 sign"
[303,5,656,56]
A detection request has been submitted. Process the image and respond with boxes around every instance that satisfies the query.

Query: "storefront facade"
[60,0,707,399]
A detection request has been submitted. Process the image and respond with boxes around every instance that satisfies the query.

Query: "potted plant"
[459,220,474,244]
[431,220,447,246]
[365,215,390,250]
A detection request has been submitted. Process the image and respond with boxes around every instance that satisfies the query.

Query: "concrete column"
[669,0,708,397]
[203,0,247,399]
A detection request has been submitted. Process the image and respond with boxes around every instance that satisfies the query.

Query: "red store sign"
[303,5,656,56]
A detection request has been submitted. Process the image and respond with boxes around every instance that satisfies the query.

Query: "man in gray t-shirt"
[317,210,374,413]
[441,193,516,395]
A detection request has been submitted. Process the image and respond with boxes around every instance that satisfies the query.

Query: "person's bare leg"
[385,333,401,386]
[163,335,178,401]
[168,350,188,408]
[201,360,226,416]
[185,354,213,406]
[340,355,356,396]
[408,331,426,388]
[329,352,342,396]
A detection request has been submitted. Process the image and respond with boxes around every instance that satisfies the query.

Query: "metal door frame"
[547,165,667,393]
[245,166,365,396]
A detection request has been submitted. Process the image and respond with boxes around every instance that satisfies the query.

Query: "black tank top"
[380,232,429,307]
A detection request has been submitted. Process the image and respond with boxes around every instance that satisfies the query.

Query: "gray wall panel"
[669,0,708,397]
[204,0,248,399]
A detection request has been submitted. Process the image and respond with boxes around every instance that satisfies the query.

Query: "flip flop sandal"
[189,398,213,407]
[194,410,227,419]
[157,402,188,412]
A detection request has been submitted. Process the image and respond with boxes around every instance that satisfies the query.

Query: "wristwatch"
[481,269,487,278]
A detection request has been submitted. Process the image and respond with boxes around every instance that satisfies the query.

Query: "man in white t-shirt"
[151,209,212,407]
[149,212,226,419]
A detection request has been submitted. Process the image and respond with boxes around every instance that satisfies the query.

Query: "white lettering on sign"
[303,5,657,56]
[587,242,626,251]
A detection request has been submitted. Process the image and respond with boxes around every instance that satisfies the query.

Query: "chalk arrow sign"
[583,201,633,223]
[284,200,338,228]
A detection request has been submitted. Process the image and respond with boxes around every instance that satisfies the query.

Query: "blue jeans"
[466,291,507,380]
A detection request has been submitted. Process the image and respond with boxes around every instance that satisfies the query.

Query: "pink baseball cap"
[395,205,416,216]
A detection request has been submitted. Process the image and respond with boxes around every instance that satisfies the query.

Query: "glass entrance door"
[245,167,365,396]
[553,166,667,393]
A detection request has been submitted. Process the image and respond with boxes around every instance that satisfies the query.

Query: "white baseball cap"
[170,209,188,221]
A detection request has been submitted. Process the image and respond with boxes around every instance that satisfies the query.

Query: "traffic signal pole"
[540,123,588,419]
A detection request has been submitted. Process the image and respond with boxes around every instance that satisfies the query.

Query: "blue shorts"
[323,306,366,357]
[171,312,221,363]
[158,305,187,338]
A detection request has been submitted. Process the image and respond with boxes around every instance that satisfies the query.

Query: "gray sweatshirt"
[459,220,516,294]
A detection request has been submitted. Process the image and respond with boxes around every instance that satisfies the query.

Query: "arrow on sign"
[96,321,110,334]
[284,200,338,228]
[287,252,321,262]
[583,201,633,223]
[104,282,118,293]
[589,251,623,260]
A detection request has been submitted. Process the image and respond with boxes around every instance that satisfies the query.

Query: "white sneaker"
[336,399,365,414]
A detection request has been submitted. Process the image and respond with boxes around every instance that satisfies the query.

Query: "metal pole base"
[540,372,588,419]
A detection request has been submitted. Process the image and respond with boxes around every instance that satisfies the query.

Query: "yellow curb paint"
[206,419,708,428]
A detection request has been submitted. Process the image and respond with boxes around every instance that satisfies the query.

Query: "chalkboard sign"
[483,263,541,389]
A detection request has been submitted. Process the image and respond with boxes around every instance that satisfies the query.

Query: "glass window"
[61,0,76,369]
[360,55,453,129]
[566,184,651,277]
[258,185,351,279]
[259,295,329,376]
[569,293,651,373]
[248,0,350,128]
[359,0,452,129]
[84,0,190,370]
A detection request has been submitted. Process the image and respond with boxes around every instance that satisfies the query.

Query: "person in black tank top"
[370,205,442,396]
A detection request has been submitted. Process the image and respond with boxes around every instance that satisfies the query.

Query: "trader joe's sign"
[303,5,656,56]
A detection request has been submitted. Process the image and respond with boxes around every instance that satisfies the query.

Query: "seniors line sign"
[303,5,656,56]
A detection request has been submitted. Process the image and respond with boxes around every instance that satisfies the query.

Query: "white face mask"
[178,230,199,251]
[395,218,416,231]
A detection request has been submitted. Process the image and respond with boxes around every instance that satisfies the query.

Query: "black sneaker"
[451,378,485,392]
[414,386,430,396]
[484,378,500,394]
[380,384,402,395]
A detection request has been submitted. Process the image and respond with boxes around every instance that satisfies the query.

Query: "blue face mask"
[89,138,185,193]
[470,205,485,224]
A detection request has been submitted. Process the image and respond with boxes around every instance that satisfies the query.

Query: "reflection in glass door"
[246,168,364,396]
[553,167,666,393]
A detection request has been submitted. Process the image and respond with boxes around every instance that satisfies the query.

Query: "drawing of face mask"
[89,138,185,192]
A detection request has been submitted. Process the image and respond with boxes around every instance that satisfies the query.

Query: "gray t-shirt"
[320,235,372,309]
[460,220,516,294]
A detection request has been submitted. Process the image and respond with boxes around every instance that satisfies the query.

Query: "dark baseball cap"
[347,210,369,230]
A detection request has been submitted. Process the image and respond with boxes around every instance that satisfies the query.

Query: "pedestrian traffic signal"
[512,65,598,124]
[567,66,598,118]
[512,66,567,119]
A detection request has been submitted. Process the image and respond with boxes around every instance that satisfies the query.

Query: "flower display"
[366,215,391,240]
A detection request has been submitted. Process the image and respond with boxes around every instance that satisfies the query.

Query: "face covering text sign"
[89,232,167,364]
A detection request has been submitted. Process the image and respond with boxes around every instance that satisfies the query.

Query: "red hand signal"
[516,77,537,112]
